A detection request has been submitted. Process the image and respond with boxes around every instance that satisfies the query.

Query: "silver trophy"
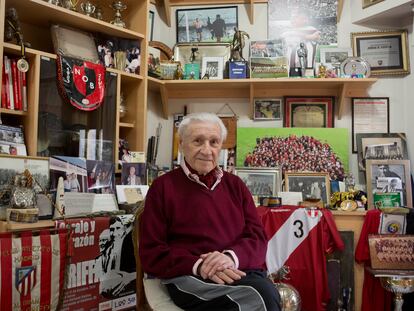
[94,6,103,20]
[47,0,62,6]
[80,1,96,16]
[110,1,127,28]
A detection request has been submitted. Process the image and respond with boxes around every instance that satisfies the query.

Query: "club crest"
[15,266,37,296]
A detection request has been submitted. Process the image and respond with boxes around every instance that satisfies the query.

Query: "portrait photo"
[176,6,238,43]
[86,160,115,194]
[366,160,412,209]
[285,172,330,205]
[254,98,282,121]
[319,47,352,69]
[121,163,146,185]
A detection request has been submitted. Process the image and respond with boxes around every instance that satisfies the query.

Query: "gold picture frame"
[351,30,410,76]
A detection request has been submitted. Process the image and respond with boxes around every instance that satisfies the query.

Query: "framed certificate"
[351,97,390,153]
[284,97,334,128]
[351,30,410,76]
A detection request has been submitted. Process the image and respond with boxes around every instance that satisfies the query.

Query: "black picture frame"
[149,10,155,41]
[351,97,390,153]
[176,6,238,44]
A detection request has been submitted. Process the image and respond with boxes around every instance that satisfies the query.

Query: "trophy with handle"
[80,1,96,16]
[110,1,127,28]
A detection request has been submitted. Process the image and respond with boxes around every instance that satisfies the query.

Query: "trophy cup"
[94,6,103,20]
[64,0,80,11]
[47,0,62,6]
[80,1,96,16]
[110,1,127,28]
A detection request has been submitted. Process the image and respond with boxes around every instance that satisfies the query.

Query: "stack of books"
[1,55,28,111]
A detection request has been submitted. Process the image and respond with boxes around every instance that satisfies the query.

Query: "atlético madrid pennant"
[57,55,105,111]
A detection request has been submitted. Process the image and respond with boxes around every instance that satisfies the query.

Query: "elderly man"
[139,112,280,311]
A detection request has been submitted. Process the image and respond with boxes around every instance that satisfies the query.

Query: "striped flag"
[0,229,67,311]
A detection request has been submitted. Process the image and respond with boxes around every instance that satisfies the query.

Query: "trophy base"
[225,60,249,79]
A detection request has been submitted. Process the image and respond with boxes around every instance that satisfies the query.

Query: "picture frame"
[148,10,155,41]
[352,98,390,153]
[0,155,50,220]
[176,6,238,44]
[362,0,385,9]
[365,160,412,209]
[234,167,282,197]
[253,98,282,121]
[201,56,224,79]
[284,97,335,128]
[356,133,408,171]
[284,172,331,205]
[319,47,352,69]
[351,30,410,76]
[121,162,147,186]
[0,124,27,156]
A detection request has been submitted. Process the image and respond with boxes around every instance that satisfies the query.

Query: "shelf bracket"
[160,84,169,119]
[337,82,349,120]
[156,0,171,27]
[337,0,344,23]
[248,0,254,24]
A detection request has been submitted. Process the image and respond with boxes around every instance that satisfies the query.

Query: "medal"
[17,57,29,72]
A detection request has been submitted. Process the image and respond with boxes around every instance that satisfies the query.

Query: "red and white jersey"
[258,206,344,311]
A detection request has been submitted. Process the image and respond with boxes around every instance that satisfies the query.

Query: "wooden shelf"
[8,0,145,40]
[0,220,55,232]
[148,77,378,119]
[107,68,144,82]
[0,108,28,116]
[119,122,135,128]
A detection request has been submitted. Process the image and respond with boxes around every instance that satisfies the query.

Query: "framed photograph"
[362,0,385,9]
[284,97,334,128]
[148,10,155,41]
[234,167,282,197]
[365,160,412,209]
[253,98,282,121]
[176,6,238,43]
[0,124,27,156]
[352,98,389,153]
[356,133,408,171]
[0,155,50,220]
[201,56,224,79]
[121,163,146,185]
[319,47,352,69]
[351,30,410,76]
[284,172,331,205]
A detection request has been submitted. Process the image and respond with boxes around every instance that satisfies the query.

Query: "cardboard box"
[368,234,414,270]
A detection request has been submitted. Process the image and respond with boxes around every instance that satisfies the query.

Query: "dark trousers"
[166,270,281,311]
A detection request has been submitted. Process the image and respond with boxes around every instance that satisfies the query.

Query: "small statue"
[202,73,210,80]
[317,63,327,78]
[174,63,184,80]
[231,27,250,61]
[297,42,307,77]
[5,8,31,48]
[189,47,199,63]
[10,172,36,209]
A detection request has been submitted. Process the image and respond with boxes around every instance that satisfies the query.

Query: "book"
[4,56,14,109]
[21,70,27,111]
[1,61,6,108]
[11,59,20,110]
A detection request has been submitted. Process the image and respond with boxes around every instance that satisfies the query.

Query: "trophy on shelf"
[94,6,103,20]
[110,1,127,28]
[47,0,62,5]
[80,1,96,17]
[227,27,249,79]
[64,0,80,11]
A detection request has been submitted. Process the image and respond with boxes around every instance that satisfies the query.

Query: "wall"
[147,1,413,186]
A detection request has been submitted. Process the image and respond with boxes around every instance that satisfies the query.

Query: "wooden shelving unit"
[0,220,55,233]
[148,77,378,120]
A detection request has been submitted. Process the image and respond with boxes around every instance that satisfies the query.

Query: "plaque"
[228,61,247,79]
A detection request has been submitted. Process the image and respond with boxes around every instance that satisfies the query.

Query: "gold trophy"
[64,0,80,11]
[110,1,127,28]
[80,1,96,16]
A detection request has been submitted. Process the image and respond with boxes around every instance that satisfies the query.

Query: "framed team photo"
[285,172,331,205]
[253,98,282,121]
[235,167,281,197]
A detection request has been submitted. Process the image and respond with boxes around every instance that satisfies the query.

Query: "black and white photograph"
[319,47,352,69]
[268,0,338,69]
[49,156,88,193]
[0,124,27,156]
[202,56,224,79]
[285,172,330,205]
[235,167,281,197]
[86,160,115,194]
[0,155,50,220]
[254,98,282,120]
[176,6,238,43]
[366,160,412,208]
[121,163,146,186]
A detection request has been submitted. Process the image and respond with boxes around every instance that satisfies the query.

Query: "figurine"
[174,63,184,80]
[317,63,327,78]
[10,173,36,209]
[297,42,307,77]
[231,27,250,61]
[202,73,210,80]
[189,47,199,63]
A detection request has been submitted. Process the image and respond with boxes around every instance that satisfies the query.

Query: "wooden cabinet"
[0,0,149,164]
[148,77,378,119]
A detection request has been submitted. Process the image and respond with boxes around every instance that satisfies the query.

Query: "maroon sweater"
[139,167,267,279]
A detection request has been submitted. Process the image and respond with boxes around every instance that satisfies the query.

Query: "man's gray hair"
[178,112,228,142]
